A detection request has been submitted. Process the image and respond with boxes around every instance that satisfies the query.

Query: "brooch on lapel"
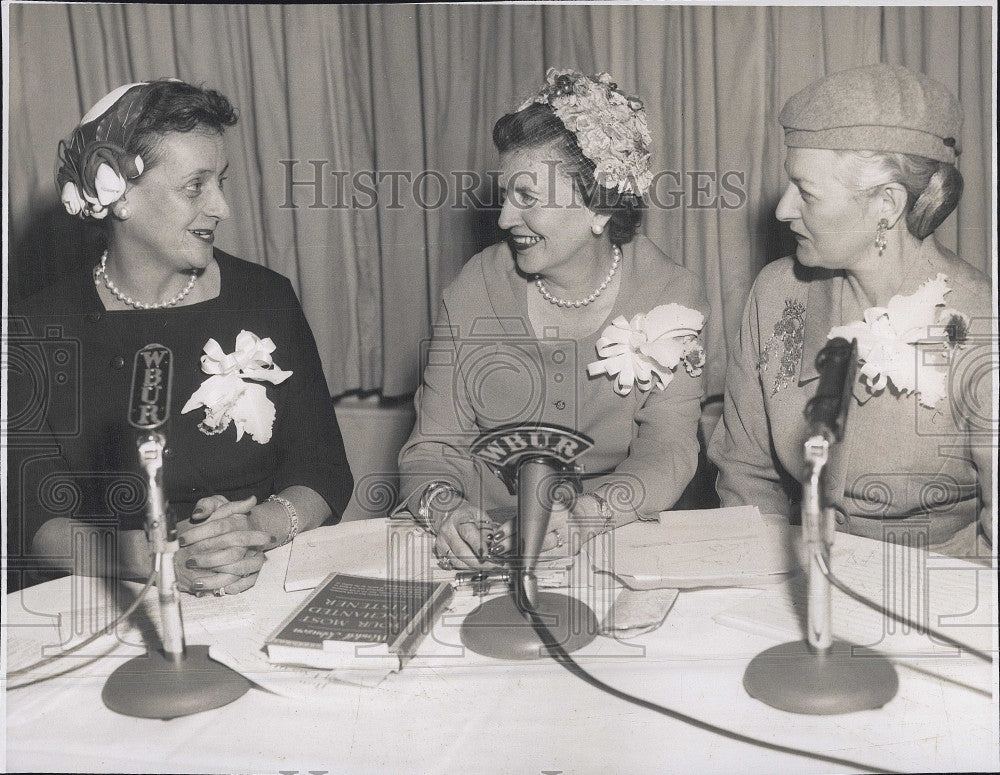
[758,298,806,395]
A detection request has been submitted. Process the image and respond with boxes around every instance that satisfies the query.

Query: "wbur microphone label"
[128,344,172,430]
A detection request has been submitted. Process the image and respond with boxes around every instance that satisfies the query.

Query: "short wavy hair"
[125,79,239,166]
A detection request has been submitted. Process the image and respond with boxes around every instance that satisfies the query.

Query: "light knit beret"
[779,64,962,163]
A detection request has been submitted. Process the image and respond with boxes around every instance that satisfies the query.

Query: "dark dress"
[8,249,353,570]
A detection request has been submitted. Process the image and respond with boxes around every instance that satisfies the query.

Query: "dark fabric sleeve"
[5,311,82,558]
[267,277,353,523]
[6,408,74,555]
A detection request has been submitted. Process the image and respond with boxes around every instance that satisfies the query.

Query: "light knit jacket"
[399,235,709,523]
[710,237,993,557]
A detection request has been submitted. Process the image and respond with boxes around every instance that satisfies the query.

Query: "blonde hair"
[834,150,963,240]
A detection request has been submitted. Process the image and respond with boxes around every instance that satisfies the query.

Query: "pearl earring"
[592,223,604,236]
[114,196,130,220]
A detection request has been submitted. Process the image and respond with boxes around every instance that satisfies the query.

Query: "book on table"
[266,573,454,671]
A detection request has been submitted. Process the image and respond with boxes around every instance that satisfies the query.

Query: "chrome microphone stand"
[743,338,898,714]
[102,344,250,718]
[138,433,186,661]
[802,435,833,652]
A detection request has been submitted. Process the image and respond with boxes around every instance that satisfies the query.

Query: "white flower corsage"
[827,273,969,409]
[587,303,706,395]
[181,330,293,444]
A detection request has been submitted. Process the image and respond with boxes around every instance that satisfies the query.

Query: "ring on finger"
[213,586,228,597]
[457,517,493,532]
[437,549,455,570]
[552,529,564,548]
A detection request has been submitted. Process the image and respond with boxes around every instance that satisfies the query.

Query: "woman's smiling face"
[497,145,602,278]
[118,129,231,272]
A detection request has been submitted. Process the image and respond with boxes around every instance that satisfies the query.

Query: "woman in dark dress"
[11,79,353,595]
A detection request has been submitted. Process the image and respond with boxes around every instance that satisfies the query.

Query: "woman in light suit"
[399,70,709,571]
[710,64,992,558]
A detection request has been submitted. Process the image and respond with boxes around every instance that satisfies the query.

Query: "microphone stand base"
[102,645,251,719]
[743,639,898,715]
[460,591,598,660]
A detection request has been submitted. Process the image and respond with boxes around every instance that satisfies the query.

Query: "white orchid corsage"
[181,330,293,444]
[587,303,706,396]
[827,273,969,409]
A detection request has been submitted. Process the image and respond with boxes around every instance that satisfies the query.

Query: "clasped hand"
[174,495,273,596]
[433,496,596,572]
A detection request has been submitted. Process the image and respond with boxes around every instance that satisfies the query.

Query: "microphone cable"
[815,553,994,664]
[524,606,902,775]
[6,569,156,686]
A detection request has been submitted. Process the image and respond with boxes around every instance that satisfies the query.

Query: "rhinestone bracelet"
[267,494,299,546]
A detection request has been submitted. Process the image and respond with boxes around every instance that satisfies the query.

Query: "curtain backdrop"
[7,4,993,398]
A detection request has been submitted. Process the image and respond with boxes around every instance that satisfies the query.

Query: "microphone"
[127,344,185,659]
[804,337,856,443]
[128,343,173,432]
[460,424,600,660]
[102,343,250,718]
[742,335,898,714]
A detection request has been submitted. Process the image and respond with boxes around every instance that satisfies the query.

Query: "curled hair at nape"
[836,150,964,240]
[908,162,963,238]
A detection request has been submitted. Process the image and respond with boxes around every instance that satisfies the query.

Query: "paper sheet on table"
[284,518,571,592]
[585,506,797,589]
[6,581,260,688]
[284,519,475,592]
[715,539,997,658]
[209,619,394,697]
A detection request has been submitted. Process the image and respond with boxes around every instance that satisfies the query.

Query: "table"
[4,519,998,774]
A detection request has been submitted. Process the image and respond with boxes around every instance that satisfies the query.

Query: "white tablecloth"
[4,522,998,775]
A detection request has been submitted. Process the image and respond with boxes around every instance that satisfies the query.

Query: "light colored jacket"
[709,237,993,556]
[399,235,709,522]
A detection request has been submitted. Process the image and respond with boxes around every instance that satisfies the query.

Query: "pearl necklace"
[94,251,198,310]
[536,245,621,308]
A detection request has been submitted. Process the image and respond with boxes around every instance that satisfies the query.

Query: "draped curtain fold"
[8,4,993,399]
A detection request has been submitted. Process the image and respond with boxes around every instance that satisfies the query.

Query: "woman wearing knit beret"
[710,64,992,558]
